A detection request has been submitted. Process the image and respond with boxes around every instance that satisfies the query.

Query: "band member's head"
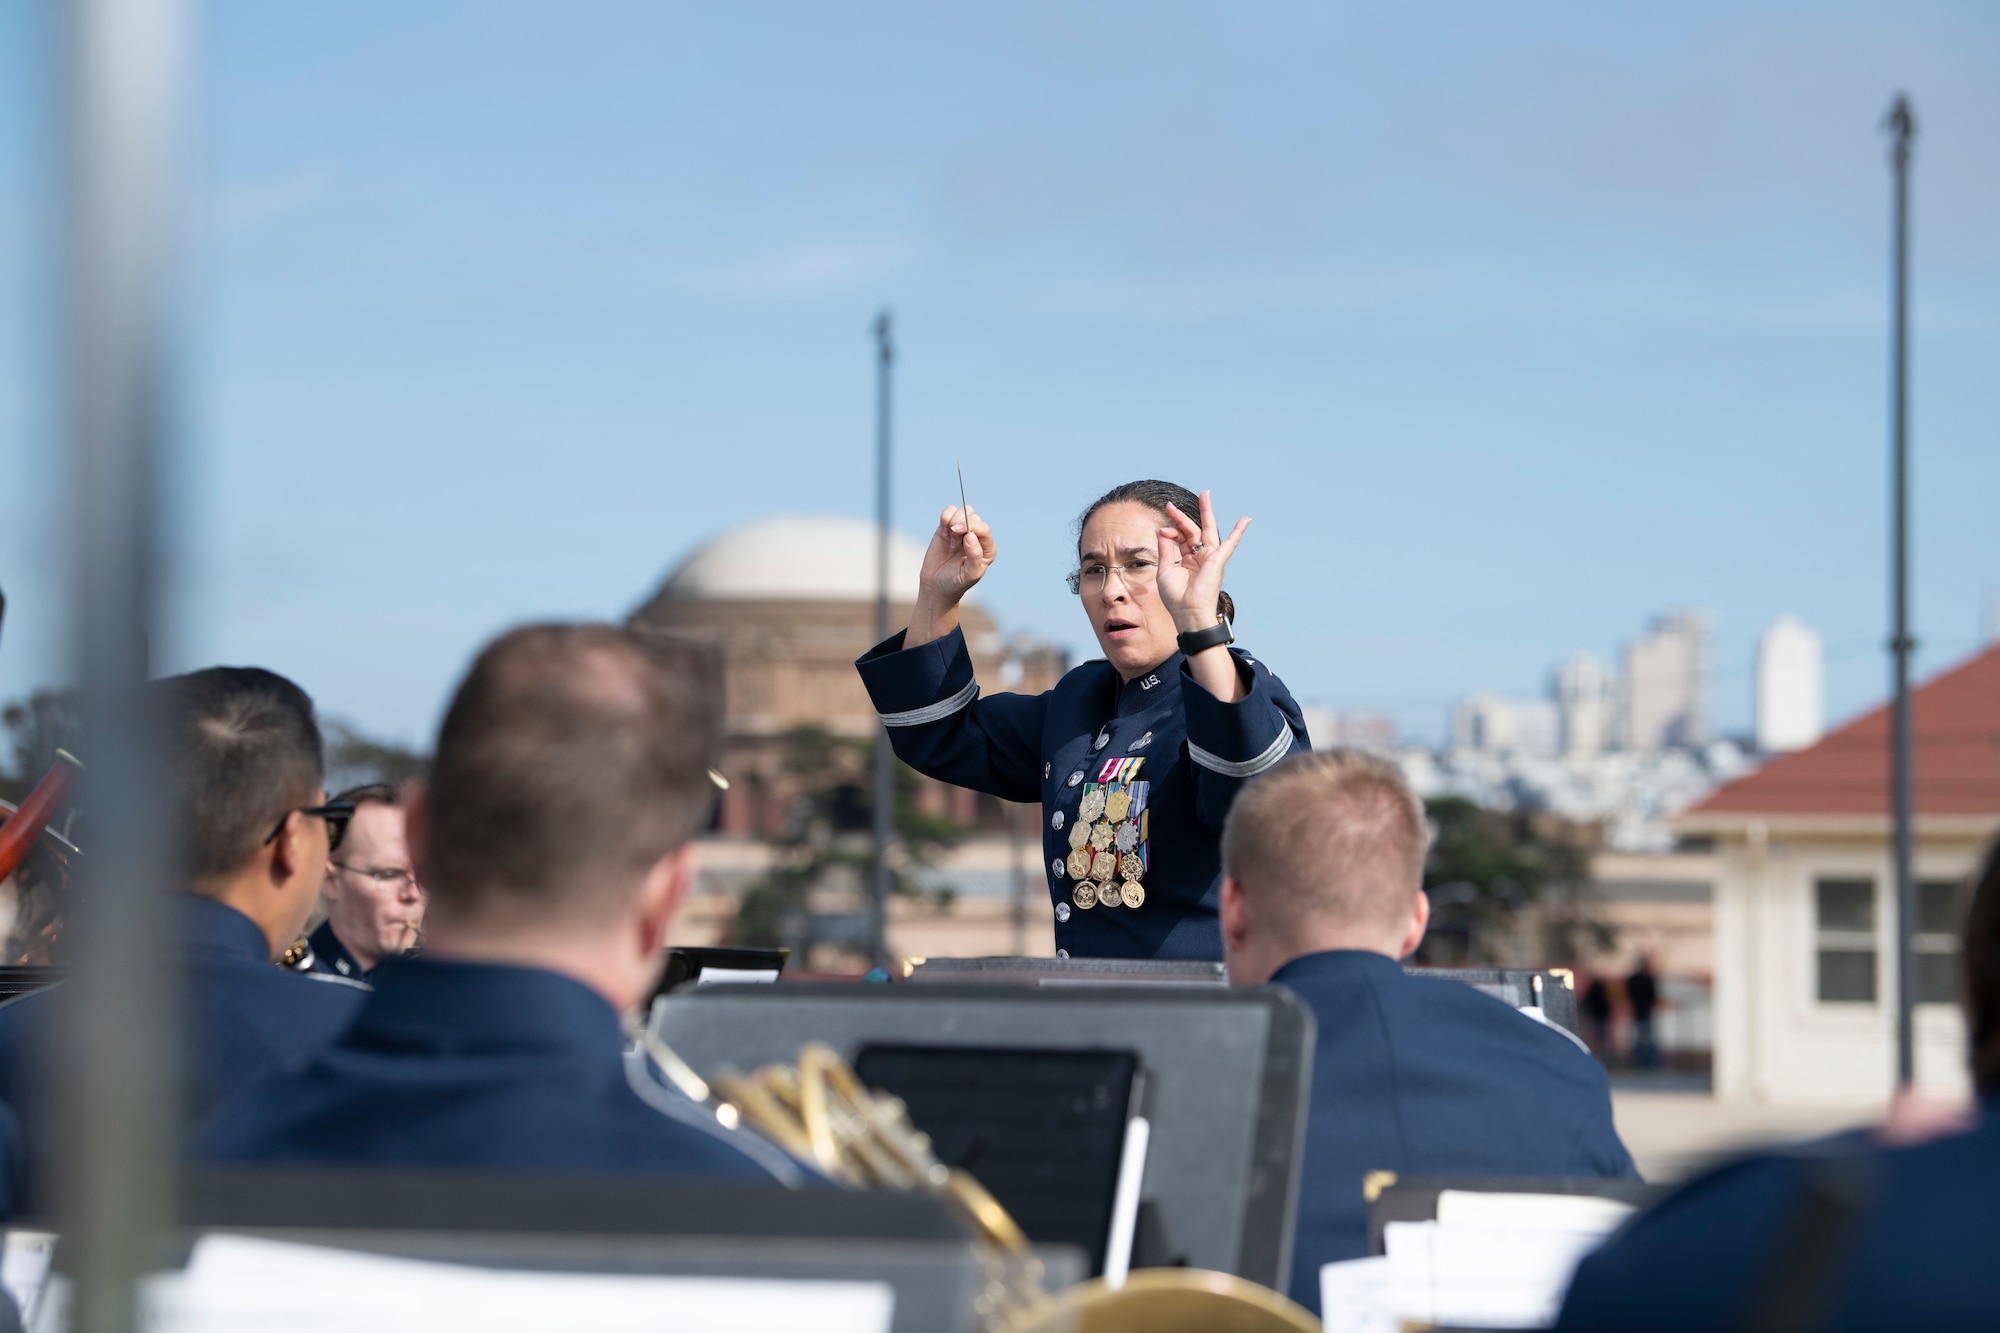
[409,624,722,1012]
[1220,748,1431,986]
[154,667,333,959]
[1071,479,1234,678]
[321,783,424,972]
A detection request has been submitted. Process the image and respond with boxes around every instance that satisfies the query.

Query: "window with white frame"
[1915,879,1962,1006]
[1815,878,1876,1004]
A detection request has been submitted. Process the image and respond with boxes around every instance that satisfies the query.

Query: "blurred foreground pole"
[869,311,895,969]
[1884,95,1917,1088]
[59,0,189,1328]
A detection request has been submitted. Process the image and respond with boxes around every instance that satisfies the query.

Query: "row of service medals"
[1067,756,1148,911]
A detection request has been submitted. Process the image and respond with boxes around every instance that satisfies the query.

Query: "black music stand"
[906,956,1226,987]
[648,982,1315,1293]
[1405,966,1583,1037]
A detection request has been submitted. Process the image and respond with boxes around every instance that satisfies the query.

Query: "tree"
[323,719,430,792]
[731,725,962,962]
[1414,796,1613,967]
[0,689,84,805]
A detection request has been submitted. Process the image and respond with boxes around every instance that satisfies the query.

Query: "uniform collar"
[310,918,366,978]
[177,895,274,965]
[1269,949,1405,985]
[1113,651,1184,713]
[349,957,627,1059]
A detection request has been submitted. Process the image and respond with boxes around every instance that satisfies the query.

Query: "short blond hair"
[1221,749,1428,938]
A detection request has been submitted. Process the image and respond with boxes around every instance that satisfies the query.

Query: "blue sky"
[1,1,1996,748]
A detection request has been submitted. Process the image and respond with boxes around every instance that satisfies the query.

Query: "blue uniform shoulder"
[1556,1151,1809,1332]
[1394,970,1600,1071]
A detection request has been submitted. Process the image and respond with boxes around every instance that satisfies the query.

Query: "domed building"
[629,515,1066,840]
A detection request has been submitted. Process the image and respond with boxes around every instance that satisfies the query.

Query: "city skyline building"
[1301,708,1399,752]
[1755,614,1825,754]
[1450,692,1559,758]
[1555,652,1616,760]
[1622,610,1712,752]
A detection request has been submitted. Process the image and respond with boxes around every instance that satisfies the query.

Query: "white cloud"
[1022,267,1449,320]
[673,237,911,302]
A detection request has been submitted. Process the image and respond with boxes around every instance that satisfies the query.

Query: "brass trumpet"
[641,1033,1318,1333]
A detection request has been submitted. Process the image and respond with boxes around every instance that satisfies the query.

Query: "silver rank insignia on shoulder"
[1129,731,1152,751]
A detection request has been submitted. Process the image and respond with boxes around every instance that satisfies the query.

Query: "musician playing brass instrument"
[303,782,425,980]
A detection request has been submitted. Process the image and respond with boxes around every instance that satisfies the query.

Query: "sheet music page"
[1371,1193,1633,1331]
[1429,1221,1609,1329]
[1381,1221,1437,1328]
[1435,1189,1633,1233]
[1319,1255,1396,1333]
[695,967,780,985]
[2,1231,56,1330]
[139,1234,895,1333]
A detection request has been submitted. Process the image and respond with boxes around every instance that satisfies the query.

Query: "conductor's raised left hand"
[1155,490,1249,633]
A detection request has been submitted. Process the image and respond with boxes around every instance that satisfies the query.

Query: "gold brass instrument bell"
[641,1033,1319,1333]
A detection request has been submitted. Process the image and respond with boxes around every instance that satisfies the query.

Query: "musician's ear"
[637,842,697,958]
[267,809,303,883]
[403,784,432,890]
[1395,889,1431,961]
[1220,875,1257,983]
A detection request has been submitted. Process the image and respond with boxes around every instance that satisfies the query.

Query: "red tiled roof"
[1688,644,2000,819]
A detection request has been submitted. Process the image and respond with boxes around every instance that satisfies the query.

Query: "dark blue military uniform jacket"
[1557,1095,2000,1332]
[306,918,366,980]
[1274,951,1637,1315]
[856,626,1308,960]
[0,896,366,1216]
[196,957,809,1186]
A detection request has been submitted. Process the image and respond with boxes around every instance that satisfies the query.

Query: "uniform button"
[1093,733,1110,750]
[1056,949,1070,960]
[1055,902,1071,923]
[1043,762,1051,779]
[1051,857,1066,879]
[1051,810,1065,830]
[1067,771,1084,787]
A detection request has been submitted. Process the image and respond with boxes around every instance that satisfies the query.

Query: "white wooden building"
[1677,645,2000,1107]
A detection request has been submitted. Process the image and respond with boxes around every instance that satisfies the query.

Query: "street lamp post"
[1884,94,1918,1088]
[869,311,895,970]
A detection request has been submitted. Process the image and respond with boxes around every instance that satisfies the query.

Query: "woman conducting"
[856,480,1309,961]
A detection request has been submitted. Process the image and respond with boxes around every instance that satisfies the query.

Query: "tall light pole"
[1884,95,1918,1087]
[869,311,895,969]
[59,1,189,1328]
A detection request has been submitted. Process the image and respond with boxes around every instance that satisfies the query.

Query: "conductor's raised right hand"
[907,505,994,648]
[919,504,995,610]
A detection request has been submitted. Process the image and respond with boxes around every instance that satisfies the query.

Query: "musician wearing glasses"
[857,479,1308,961]
[0,668,367,1215]
[307,783,425,979]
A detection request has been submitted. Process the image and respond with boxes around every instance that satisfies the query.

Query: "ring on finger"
[1191,542,1205,552]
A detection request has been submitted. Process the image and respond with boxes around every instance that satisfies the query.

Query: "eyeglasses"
[331,862,420,894]
[1066,558,1160,596]
[264,800,355,852]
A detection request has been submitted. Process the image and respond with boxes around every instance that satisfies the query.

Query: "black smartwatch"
[1177,616,1234,657]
